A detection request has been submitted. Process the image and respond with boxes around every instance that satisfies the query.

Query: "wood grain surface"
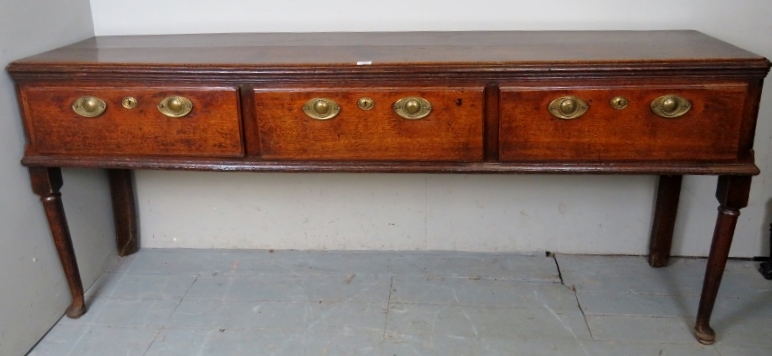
[254,87,484,161]
[21,86,243,157]
[499,82,750,161]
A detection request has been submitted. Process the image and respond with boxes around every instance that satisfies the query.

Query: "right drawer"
[499,83,750,162]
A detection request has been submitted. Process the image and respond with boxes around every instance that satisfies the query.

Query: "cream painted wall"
[89,0,772,257]
[0,1,114,355]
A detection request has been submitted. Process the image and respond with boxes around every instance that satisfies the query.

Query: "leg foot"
[760,261,772,280]
[30,167,87,318]
[65,301,87,319]
[694,324,716,345]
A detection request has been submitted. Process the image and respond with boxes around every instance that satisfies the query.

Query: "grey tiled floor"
[29,249,772,355]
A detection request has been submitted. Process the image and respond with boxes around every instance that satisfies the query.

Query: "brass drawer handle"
[651,94,691,118]
[548,96,588,120]
[158,95,193,118]
[394,97,431,120]
[303,98,340,120]
[72,96,107,117]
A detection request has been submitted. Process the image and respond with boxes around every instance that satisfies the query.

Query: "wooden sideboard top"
[8,31,769,74]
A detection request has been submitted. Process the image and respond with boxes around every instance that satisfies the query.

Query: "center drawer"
[254,87,484,161]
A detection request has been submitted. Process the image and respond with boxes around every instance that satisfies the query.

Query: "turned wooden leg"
[29,167,86,318]
[108,169,138,256]
[648,175,683,267]
[694,175,752,345]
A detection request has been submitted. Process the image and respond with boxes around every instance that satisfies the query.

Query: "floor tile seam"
[114,271,562,280]
[382,276,394,342]
[586,336,725,347]
[83,296,187,302]
[138,326,388,334]
[383,329,596,342]
[160,326,389,334]
[176,299,386,304]
[388,301,581,312]
[394,276,563,283]
[197,272,388,278]
[576,290,709,297]
[584,313,695,319]
[120,271,390,277]
[159,275,199,329]
[54,322,171,329]
[588,336,765,349]
[140,326,165,356]
[389,300,578,309]
[553,254,595,341]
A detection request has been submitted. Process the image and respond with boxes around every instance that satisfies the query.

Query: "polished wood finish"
[19,86,243,157]
[500,83,749,162]
[648,175,683,267]
[28,167,86,318]
[7,31,770,343]
[8,31,766,70]
[108,169,138,256]
[254,87,484,161]
[694,175,753,344]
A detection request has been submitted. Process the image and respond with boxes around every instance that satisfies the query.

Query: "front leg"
[694,175,752,344]
[29,167,86,318]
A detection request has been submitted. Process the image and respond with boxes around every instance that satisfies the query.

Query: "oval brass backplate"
[651,94,691,118]
[72,96,107,117]
[393,97,431,120]
[303,98,340,120]
[158,95,193,118]
[548,96,588,120]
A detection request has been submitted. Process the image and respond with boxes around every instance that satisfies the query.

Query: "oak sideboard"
[8,31,770,344]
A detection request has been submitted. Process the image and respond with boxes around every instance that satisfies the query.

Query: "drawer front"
[254,87,484,161]
[499,83,749,162]
[22,86,243,157]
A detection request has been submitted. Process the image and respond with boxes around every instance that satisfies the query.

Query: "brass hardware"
[158,95,193,118]
[393,97,431,120]
[121,97,137,109]
[357,97,375,110]
[548,96,588,119]
[72,96,107,117]
[610,96,628,110]
[303,98,340,120]
[651,94,691,118]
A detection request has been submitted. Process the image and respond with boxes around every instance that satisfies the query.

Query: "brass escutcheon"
[393,97,431,120]
[121,97,137,109]
[548,96,588,119]
[651,94,691,118]
[303,98,340,120]
[610,96,628,110]
[72,96,107,117]
[158,95,193,118]
[357,97,375,110]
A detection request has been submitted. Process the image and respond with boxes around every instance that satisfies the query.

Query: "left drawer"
[19,86,244,157]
